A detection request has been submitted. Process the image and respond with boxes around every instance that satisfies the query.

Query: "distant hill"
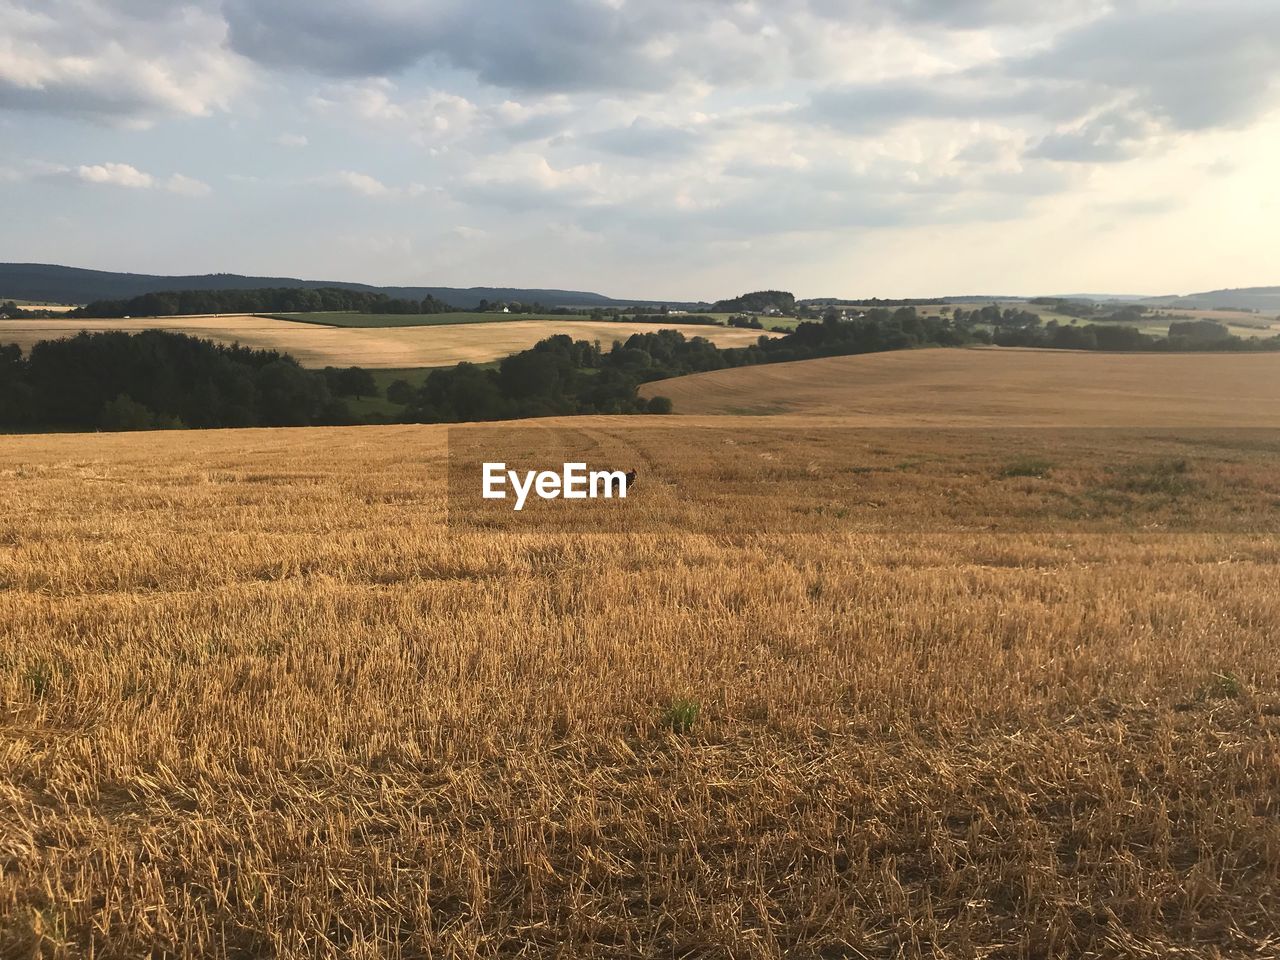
[0,263,694,311]
[1140,287,1280,313]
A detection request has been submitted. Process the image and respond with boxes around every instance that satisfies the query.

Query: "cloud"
[75,162,153,188]
[586,118,702,159]
[798,2,1280,169]
[883,0,1110,28]
[67,162,212,195]
[1029,107,1163,163]
[220,0,997,92]
[1010,3,1280,133]
[0,0,248,124]
[164,173,213,196]
[323,170,391,196]
[3,0,1277,294]
[455,153,605,211]
[315,170,427,198]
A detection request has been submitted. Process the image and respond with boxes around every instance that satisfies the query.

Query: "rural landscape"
[3,270,1280,957]
[4,0,1280,956]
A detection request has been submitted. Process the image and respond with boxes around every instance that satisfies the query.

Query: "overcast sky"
[2,1,1278,300]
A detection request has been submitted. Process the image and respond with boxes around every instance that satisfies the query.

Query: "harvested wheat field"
[640,347,1280,424]
[0,316,777,369]
[2,353,1280,958]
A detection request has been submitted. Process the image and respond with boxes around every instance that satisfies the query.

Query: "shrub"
[100,394,160,432]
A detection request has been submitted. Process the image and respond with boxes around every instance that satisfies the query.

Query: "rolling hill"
[0,263,698,311]
[638,347,1280,425]
[1141,287,1280,313]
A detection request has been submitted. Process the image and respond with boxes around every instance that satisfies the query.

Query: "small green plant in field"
[1212,671,1243,700]
[665,698,701,734]
[25,660,54,700]
[1000,457,1054,479]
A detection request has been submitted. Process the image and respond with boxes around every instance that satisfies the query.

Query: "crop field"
[263,312,576,328]
[0,301,78,312]
[641,347,1280,422]
[935,301,1279,339]
[2,348,1279,958]
[0,316,779,369]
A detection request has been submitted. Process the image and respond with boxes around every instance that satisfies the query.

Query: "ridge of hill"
[0,263,696,311]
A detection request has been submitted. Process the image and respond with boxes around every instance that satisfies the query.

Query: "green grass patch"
[664,698,701,735]
[1000,457,1054,479]
[1115,458,1198,495]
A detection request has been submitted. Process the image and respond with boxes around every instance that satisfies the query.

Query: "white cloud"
[274,132,309,147]
[75,162,153,188]
[23,161,213,196]
[310,79,479,147]
[314,170,429,198]
[164,173,212,197]
[327,170,390,196]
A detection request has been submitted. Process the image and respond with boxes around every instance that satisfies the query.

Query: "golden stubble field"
[0,316,778,369]
[640,348,1280,423]
[2,349,1280,958]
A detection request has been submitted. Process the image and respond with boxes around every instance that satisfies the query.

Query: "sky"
[1,0,1278,301]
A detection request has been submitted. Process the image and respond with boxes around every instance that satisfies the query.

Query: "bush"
[100,394,161,431]
[646,396,674,415]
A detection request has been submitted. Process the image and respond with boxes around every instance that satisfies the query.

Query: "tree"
[385,379,415,405]
[646,396,674,414]
[341,367,377,400]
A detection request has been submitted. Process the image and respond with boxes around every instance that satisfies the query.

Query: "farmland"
[264,312,576,328]
[640,347,1280,422]
[0,301,78,312]
[0,315,779,369]
[935,301,1280,339]
[2,348,1279,957]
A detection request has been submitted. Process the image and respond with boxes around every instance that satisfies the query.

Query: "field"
[0,301,79,312]
[263,312,576,328]
[2,349,1279,957]
[640,347,1280,422]
[0,316,778,369]
[936,301,1279,339]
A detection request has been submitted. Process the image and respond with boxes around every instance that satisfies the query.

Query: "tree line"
[987,316,1280,352]
[0,331,354,430]
[72,287,456,319]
